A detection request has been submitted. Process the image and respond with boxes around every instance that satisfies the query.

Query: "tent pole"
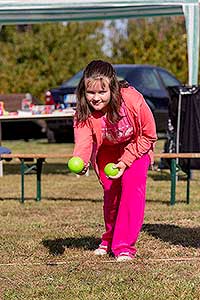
[183,3,199,85]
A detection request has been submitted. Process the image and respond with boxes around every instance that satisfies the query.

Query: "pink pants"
[97,143,150,257]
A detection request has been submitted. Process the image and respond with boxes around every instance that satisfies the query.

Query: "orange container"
[0,101,4,116]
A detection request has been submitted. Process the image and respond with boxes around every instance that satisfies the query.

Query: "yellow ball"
[104,163,119,177]
[68,157,84,173]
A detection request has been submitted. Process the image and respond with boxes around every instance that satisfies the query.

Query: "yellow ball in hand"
[104,163,119,177]
[68,157,84,173]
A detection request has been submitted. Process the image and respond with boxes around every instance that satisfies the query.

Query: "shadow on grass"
[148,170,171,181]
[146,199,171,205]
[146,198,187,205]
[3,163,70,175]
[0,197,102,202]
[42,223,200,256]
[0,196,185,204]
[142,223,200,248]
[42,236,101,256]
[148,170,188,181]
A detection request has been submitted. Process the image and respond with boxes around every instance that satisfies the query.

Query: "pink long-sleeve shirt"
[73,86,157,175]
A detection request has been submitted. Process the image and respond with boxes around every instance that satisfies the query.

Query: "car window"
[114,66,168,98]
[157,69,180,87]
[61,71,83,88]
[125,68,162,92]
[136,69,161,90]
[115,68,132,81]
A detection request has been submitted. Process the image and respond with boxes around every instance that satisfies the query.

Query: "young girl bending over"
[72,60,157,262]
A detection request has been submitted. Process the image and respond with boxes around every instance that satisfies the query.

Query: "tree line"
[0,16,190,102]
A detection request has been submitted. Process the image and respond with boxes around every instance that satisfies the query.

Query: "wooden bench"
[154,153,200,205]
[0,154,72,203]
[1,152,200,205]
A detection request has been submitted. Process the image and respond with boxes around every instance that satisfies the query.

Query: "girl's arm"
[73,120,93,167]
[120,99,157,167]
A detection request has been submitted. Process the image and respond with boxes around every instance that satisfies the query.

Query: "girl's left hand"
[108,161,127,179]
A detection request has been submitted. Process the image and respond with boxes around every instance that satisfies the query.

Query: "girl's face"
[85,78,111,113]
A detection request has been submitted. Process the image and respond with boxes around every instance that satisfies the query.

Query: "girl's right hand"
[77,164,89,175]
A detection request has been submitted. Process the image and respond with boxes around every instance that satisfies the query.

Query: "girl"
[72,60,157,262]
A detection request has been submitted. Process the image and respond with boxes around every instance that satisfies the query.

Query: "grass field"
[0,139,200,300]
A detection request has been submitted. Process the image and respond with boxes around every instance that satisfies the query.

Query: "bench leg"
[20,159,25,203]
[186,159,191,204]
[0,160,3,177]
[186,173,190,204]
[36,158,44,201]
[170,158,176,205]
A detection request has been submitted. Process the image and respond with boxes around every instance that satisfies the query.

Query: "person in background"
[72,60,157,262]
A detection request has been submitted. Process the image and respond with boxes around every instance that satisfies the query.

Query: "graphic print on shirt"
[102,104,134,145]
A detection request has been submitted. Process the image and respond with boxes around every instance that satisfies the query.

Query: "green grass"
[0,139,200,300]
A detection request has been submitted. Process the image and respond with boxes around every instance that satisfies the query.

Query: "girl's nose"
[93,93,100,100]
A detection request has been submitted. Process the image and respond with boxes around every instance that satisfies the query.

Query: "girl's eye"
[86,90,106,95]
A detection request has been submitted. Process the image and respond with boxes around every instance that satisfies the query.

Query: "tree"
[109,16,188,83]
[0,17,191,100]
[0,22,107,100]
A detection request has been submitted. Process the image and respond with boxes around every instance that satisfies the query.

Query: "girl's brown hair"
[75,60,129,123]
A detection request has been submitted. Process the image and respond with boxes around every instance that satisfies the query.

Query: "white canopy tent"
[0,0,199,85]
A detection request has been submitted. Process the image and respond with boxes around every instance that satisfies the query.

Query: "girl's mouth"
[92,100,101,105]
